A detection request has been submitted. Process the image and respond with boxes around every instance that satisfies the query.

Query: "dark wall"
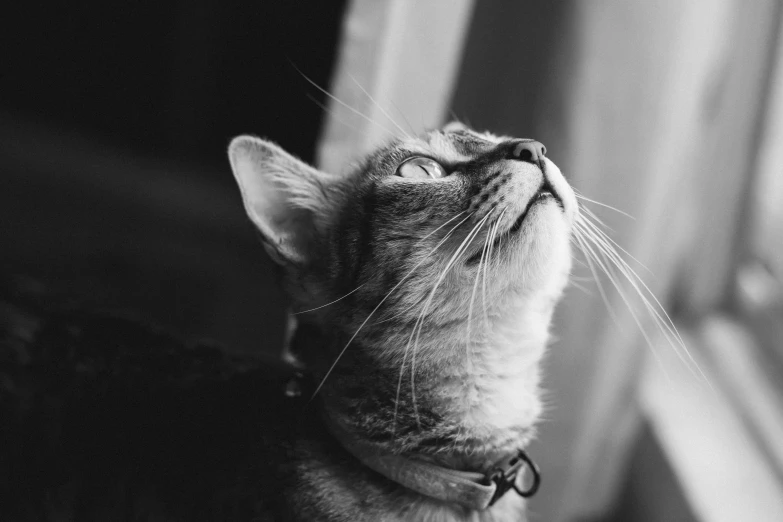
[1,1,346,353]
[4,1,347,169]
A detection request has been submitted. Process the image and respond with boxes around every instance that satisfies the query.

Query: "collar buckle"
[487,449,541,506]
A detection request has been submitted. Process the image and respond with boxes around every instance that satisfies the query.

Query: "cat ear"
[228,136,331,266]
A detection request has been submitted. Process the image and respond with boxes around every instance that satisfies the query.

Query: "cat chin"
[491,203,573,296]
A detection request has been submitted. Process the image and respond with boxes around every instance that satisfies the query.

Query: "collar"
[283,371,541,510]
[324,412,541,511]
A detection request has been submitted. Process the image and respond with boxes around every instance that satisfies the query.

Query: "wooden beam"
[316,0,474,174]
[554,0,781,519]
[640,321,783,522]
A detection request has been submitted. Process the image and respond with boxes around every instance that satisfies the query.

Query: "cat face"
[229,122,575,325]
[332,123,578,323]
[229,124,577,431]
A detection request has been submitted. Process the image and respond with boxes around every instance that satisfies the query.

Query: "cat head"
[229,123,578,455]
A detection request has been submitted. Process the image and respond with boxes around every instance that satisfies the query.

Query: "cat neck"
[291,296,554,474]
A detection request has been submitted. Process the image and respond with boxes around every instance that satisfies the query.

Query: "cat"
[0,122,577,521]
[225,121,578,521]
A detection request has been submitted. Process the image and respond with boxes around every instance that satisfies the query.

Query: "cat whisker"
[572,223,669,379]
[406,212,493,430]
[294,284,366,315]
[293,65,400,140]
[572,256,591,270]
[369,300,423,326]
[574,191,636,220]
[574,219,708,385]
[570,274,595,282]
[298,213,472,318]
[467,217,493,346]
[579,207,650,274]
[482,208,507,329]
[567,279,592,295]
[374,212,486,325]
[312,211,473,401]
[574,215,709,385]
[465,211,501,379]
[387,97,417,137]
[575,217,673,342]
[571,231,623,329]
[305,93,365,136]
[348,74,413,140]
[390,211,480,433]
[572,227,670,380]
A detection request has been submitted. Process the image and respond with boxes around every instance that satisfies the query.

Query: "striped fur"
[228,124,579,520]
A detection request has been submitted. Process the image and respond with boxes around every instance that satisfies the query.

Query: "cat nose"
[507,140,546,165]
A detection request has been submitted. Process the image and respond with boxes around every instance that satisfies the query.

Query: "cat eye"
[396,157,447,180]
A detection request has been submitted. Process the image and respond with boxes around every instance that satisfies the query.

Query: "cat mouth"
[466,183,562,265]
[507,188,555,233]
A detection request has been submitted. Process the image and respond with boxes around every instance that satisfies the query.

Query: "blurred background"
[3,1,782,521]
